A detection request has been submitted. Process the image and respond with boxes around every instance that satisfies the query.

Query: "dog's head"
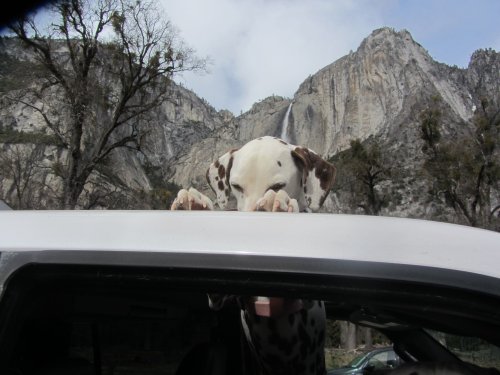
[206,136,336,212]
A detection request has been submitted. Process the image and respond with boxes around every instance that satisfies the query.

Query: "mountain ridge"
[0,28,498,222]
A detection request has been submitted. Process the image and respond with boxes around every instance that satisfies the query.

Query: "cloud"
[160,0,500,114]
[160,0,389,114]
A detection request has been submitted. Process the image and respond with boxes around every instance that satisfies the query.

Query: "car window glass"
[367,352,390,369]
[346,353,367,368]
[427,330,500,370]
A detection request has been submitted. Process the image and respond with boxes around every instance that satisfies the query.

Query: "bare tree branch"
[6,0,206,208]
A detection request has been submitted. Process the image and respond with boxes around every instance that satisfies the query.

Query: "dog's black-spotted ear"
[206,148,238,209]
[291,147,336,212]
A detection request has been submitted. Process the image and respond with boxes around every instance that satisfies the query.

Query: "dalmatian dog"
[171,136,336,213]
[171,136,336,375]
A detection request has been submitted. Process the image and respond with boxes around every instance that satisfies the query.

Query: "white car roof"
[1,210,499,280]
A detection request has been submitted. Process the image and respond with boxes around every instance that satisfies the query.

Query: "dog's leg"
[171,187,214,210]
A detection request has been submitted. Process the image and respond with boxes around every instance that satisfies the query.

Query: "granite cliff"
[0,28,498,220]
[169,29,499,212]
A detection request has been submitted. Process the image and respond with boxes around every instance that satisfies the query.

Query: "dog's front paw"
[171,188,214,210]
[255,190,299,212]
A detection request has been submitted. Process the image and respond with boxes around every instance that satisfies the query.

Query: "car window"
[427,330,500,370]
[367,351,398,370]
[14,308,214,374]
[346,353,368,368]
[0,266,233,375]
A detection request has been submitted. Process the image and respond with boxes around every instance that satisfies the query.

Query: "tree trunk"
[63,180,82,209]
[364,328,373,349]
[340,322,357,350]
[63,172,89,209]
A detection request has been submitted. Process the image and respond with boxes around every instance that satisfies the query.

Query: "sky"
[158,0,500,115]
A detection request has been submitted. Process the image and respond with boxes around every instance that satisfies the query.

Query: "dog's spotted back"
[209,295,327,375]
[241,299,326,375]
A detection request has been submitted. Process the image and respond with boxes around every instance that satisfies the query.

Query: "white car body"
[1,211,498,273]
[0,211,499,373]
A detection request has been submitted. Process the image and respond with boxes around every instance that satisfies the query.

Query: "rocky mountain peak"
[1,29,498,217]
[359,27,423,54]
[467,48,500,97]
[290,28,488,156]
[469,47,500,67]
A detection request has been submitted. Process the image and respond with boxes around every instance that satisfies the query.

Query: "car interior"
[0,263,499,375]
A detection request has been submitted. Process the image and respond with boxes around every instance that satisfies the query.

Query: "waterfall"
[280,102,293,142]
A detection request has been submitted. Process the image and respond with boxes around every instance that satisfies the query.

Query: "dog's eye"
[269,183,285,192]
[231,184,244,193]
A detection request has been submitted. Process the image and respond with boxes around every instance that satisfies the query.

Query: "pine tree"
[333,138,391,216]
[420,96,500,230]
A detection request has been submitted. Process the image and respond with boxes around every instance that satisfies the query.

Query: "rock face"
[171,28,498,195]
[139,83,235,180]
[0,28,499,214]
[290,28,475,155]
